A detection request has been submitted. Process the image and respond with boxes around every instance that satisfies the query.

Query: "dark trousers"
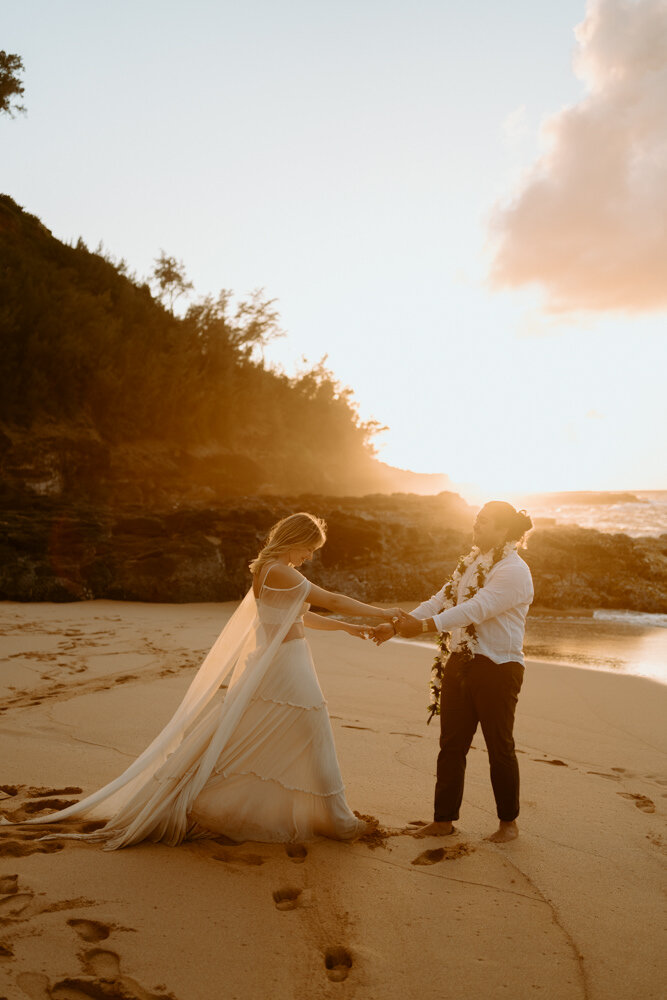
[434,652,524,823]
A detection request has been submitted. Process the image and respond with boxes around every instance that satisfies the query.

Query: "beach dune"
[0,600,665,1000]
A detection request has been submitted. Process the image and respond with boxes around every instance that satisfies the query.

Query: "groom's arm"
[412,582,448,619]
[397,562,532,636]
[406,584,449,634]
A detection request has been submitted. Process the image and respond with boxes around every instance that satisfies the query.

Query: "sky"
[2,0,666,499]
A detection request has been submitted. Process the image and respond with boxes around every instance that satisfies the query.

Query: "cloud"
[489,0,667,314]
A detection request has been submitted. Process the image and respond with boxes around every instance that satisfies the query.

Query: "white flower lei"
[427,540,518,724]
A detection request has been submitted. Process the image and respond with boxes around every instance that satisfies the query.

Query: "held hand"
[394,609,422,638]
[383,607,402,621]
[370,623,395,646]
[344,623,371,640]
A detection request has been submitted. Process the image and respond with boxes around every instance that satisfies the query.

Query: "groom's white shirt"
[412,550,534,665]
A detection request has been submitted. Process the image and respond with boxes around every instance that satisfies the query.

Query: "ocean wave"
[593,610,667,629]
[527,491,667,537]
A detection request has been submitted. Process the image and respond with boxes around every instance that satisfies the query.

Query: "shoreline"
[3,596,666,684]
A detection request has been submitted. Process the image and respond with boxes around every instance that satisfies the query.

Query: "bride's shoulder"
[259,563,305,591]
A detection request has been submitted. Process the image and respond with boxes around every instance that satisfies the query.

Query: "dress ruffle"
[188,638,359,842]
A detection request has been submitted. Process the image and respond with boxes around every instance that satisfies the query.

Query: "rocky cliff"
[1,486,665,612]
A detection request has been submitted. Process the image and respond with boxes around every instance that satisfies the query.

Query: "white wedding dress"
[2,569,362,848]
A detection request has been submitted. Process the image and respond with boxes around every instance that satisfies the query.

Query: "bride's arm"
[306,581,399,621]
[304,611,369,638]
[262,564,399,621]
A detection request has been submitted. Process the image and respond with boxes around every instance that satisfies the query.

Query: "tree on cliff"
[151,251,193,311]
[186,288,283,360]
[0,195,384,493]
[0,51,26,117]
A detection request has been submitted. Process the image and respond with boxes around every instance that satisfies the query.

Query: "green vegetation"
[0,195,381,491]
[0,51,25,117]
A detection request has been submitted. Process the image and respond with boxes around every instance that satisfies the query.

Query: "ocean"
[511,489,667,681]
[523,610,667,685]
[522,489,667,538]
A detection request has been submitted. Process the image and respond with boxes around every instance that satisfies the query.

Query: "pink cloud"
[489,0,667,313]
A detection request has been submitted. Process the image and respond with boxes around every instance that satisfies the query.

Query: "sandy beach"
[0,599,665,1000]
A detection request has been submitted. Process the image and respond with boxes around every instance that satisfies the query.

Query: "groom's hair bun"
[485,502,533,543]
[512,508,533,540]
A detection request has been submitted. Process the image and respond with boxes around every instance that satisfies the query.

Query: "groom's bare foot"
[486,820,518,843]
[410,821,457,838]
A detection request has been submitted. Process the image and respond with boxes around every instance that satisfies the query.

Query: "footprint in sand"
[617,792,655,813]
[533,758,568,767]
[412,847,446,866]
[67,918,111,943]
[0,940,13,957]
[272,888,302,911]
[0,874,18,895]
[411,843,474,866]
[0,892,34,918]
[81,947,122,978]
[22,798,79,814]
[342,724,374,731]
[324,947,353,983]
[0,840,65,858]
[16,971,51,999]
[285,844,308,863]
[389,732,423,738]
[588,771,621,781]
[16,949,175,1000]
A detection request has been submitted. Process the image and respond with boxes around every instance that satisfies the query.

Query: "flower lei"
[427,540,518,724]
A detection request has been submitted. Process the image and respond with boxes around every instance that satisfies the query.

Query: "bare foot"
[410,821,457,838]
[346,819,370,842]
[486,820,518,843]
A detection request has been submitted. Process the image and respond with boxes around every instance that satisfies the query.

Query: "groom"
[373,501,533,843]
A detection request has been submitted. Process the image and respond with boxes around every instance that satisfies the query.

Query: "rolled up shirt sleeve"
[412,585,449,621]
[431,562,533,632]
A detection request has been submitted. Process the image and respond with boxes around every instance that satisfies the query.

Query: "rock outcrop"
[1,488,665,612]
[524,526,667,613]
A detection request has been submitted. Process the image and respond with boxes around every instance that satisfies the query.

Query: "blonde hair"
[249,512,327,575]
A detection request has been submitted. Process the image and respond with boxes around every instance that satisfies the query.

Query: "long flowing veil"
[1,576,310,849]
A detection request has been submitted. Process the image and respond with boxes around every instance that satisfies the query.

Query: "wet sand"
[0,600,665,1000]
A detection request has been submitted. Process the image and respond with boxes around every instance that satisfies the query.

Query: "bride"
[3,512,399,849]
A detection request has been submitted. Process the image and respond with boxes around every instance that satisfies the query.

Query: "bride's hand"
[383,607,402,620]
[344,623,371,640]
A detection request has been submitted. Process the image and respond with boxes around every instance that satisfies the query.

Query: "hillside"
[0,194,450,499]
